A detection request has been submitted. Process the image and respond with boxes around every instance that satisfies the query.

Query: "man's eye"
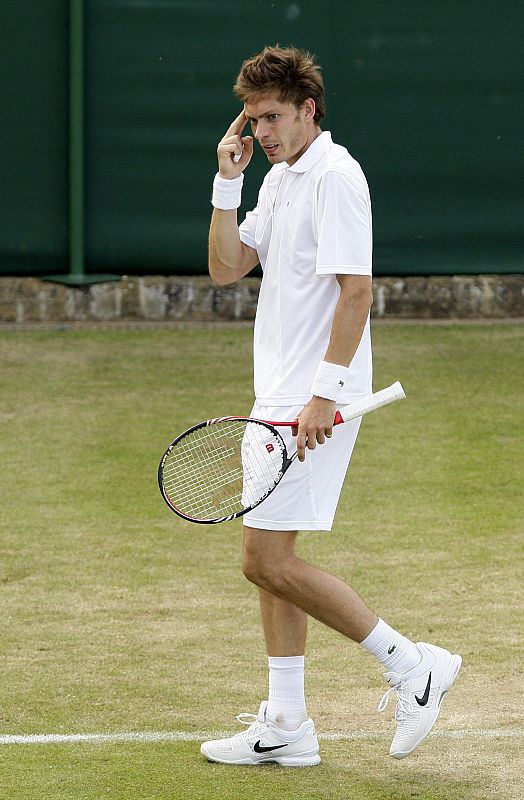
[268,114,279,121]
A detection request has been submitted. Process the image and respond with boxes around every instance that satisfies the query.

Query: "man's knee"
[242,547,273,588]
[242,541,291,593]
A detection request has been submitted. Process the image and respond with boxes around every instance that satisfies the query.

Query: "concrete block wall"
[0,274,522,325]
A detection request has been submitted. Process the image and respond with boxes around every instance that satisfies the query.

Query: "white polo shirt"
[239,131,373,406]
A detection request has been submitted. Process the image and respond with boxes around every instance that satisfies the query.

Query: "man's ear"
[303,98,317,121]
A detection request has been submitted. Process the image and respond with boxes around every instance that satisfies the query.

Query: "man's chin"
[264,151,285,163]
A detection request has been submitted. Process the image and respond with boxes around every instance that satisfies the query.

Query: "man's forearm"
[295,277,372,461]
[323,276,373,368]
[208,209,258,286]
[209,209,241,281]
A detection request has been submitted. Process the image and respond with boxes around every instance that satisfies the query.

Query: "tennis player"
[203,45,461,766]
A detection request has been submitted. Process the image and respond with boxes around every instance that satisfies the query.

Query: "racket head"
[158,417,292,524]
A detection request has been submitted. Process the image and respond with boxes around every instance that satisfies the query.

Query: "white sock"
[360,618,421,674]
[266,655,308,731]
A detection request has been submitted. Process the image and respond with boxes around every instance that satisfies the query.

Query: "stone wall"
[0,274,522,324]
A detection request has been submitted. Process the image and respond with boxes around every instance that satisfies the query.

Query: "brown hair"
[234,45,325,123]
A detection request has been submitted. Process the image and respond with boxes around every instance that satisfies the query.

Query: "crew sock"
[266,655,308,731]
[360,618,421,674]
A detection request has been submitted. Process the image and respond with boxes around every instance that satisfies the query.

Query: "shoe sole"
[391,653,462,759]
[201,745,321,767]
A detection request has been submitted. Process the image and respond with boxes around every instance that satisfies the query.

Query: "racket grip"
[334,381,406,425]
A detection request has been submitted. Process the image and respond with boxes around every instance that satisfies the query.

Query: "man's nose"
[254,122,269,140]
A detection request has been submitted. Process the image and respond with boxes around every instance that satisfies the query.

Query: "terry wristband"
[310,360,351,401]
[211,173,244,210]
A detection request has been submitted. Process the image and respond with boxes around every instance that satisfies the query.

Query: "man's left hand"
[292,396,337,462]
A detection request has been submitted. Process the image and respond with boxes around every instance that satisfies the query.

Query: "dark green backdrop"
[1,1,522,276]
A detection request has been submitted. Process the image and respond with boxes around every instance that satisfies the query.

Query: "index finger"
[296,431,307,462]
[225,109,248,137]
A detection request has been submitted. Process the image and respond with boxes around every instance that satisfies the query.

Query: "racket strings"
[161,420,286,520]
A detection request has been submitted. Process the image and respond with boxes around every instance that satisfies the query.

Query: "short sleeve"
[315,170,372,276]
[239,206,258,250]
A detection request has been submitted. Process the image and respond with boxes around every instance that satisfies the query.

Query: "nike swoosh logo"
[253,740,289,754]
[415,672,432,706]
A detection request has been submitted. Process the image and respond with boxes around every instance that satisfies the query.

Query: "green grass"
[0,323,522,800]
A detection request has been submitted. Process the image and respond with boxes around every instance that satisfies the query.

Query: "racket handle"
[333,381,406,425]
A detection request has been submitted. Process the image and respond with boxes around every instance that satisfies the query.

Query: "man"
[202,45,461,766]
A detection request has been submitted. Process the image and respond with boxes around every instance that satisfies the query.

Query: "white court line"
[0,728,522,746]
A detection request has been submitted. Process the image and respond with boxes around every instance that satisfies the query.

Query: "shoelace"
[233,712,270,741]
[377,683,414,721]
[236,712,259,726]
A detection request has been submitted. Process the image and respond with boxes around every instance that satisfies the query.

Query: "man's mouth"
[262,144,279,155]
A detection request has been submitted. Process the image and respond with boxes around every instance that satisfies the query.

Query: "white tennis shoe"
[378,642,462,758]
[200,701,321,767]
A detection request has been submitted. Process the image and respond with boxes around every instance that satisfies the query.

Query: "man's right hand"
[217,110,254,179]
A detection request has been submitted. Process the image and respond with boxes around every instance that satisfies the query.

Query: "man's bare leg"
[258,586,308,656]
[243,527,378,643]
[244,526,378,731]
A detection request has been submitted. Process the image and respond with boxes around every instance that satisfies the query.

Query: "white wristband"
[211,173,244,209]
[310,360,351,401]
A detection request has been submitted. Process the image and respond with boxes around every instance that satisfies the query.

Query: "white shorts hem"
[243,515,334,532]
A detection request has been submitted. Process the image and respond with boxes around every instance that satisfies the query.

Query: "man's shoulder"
[325,140,365,175]
[315,140,369,194]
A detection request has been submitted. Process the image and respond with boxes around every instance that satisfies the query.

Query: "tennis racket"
[158,381,405,524]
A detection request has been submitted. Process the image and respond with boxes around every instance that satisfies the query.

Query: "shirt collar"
[286,130,332,173]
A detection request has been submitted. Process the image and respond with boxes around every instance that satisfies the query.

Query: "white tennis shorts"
[243,403,361,532]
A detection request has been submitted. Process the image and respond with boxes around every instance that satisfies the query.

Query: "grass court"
[0,322,522,799]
